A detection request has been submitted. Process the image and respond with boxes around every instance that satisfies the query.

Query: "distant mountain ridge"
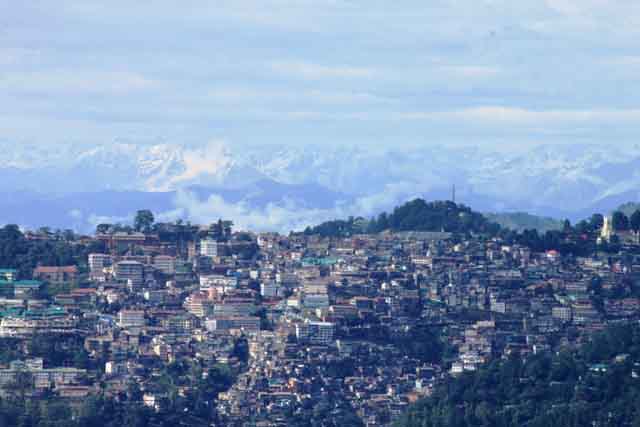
[0,181,349,232]
[614,202,640,218]
[2,141,640,231]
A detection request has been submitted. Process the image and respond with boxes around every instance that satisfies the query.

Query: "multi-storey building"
[117,310,146,328]
[88,253,112,273]
[200,239,228,258]
[205,316,261,333]
[114,260,144,289]
[33,266,78,284]
[295,321,335,345]
[153,255,176,275]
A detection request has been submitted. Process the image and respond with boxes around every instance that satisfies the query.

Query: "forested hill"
[485,212,563,233]
[395,322,640,427]
[303,199,501,237]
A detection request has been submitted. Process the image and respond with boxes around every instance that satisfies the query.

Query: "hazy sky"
[2,1,640,150]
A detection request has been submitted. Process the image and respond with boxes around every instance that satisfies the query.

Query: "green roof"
[0,305,66,319]
[13,280,42,288]
[23,306,66,319]
[0,269,17,274]
[302,257,338,266]
[0,307,23,318]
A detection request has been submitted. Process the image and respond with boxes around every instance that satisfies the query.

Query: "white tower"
[600,216,613,241]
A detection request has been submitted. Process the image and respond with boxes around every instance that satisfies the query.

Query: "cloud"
[68,209,83,220]
[170,190,333,232]
[270,61,377,80]
[69,182,418,233]
[166,179,432,233]
[208,87,387,106]
[87,213,133,228]
[0,71,157,95]
[358,180,436,209]
[438,66,501,78]
[3,0,640,149]
[395,107,640,124]
[0,48,42,66]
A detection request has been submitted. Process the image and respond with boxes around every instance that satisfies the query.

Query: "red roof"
[34,266,78,274]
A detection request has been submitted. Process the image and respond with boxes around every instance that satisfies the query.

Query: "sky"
[2,0,640,150]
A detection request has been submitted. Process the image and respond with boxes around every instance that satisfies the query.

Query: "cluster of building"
[1,219,640,426]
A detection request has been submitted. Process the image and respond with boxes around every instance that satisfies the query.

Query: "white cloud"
[438,65,501,78]
[270,61,377,80]
[0,71,157,95]
[68,209,83,220]
[87,213,133,227]
[2,0,640,149]
[395,107,640,124]
[170,190,334,232]
[208,87,387,105]
[0,48,42,66]
[167,178,432,233]
[602,56,640,67]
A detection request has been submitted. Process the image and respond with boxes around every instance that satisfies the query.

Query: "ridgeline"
[303,199,501,237]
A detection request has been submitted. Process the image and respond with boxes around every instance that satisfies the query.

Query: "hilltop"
[303,199,501,237]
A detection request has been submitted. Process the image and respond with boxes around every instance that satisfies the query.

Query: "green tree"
[612,211,629,231]
[134,210,155,233]
[590,213,605,231]
[630,210,640,233]
[396,322,640,427]
[96,223,112,234]
[575,220,590,234]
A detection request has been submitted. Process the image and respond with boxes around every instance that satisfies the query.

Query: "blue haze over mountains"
[2,141,639,232]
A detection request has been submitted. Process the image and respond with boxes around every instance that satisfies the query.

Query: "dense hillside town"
[1,201,640,426]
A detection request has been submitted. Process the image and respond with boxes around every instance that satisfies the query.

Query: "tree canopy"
[612,211,630,231]
[0,224,88,278]
[630,210,640,233]
[395,322,640,427]
[134,209,155,232]
[304,199,501,237]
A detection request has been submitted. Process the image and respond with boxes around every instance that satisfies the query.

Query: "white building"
[260,282,281,299]
[144,290,167,304]
[88,253,112,273]
[117,310,146,328]
[295,321,334,345]
[153,255,175,275]
[184,293,215,318]
[200,274,238,294]
[114,261,144,289]
[276,272,298,287]
[200,239,228,258]
[303,293,329,309]
[205,316,261,333]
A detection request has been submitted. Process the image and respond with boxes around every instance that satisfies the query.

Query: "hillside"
[616,202,640,218]
[485,212,563,232]
[304,199,501,237]
[395,322,640,427]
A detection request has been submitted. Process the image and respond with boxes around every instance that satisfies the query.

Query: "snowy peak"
[2,141,640,220]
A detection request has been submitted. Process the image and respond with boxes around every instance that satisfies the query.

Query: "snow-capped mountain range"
[1,141,639,232]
